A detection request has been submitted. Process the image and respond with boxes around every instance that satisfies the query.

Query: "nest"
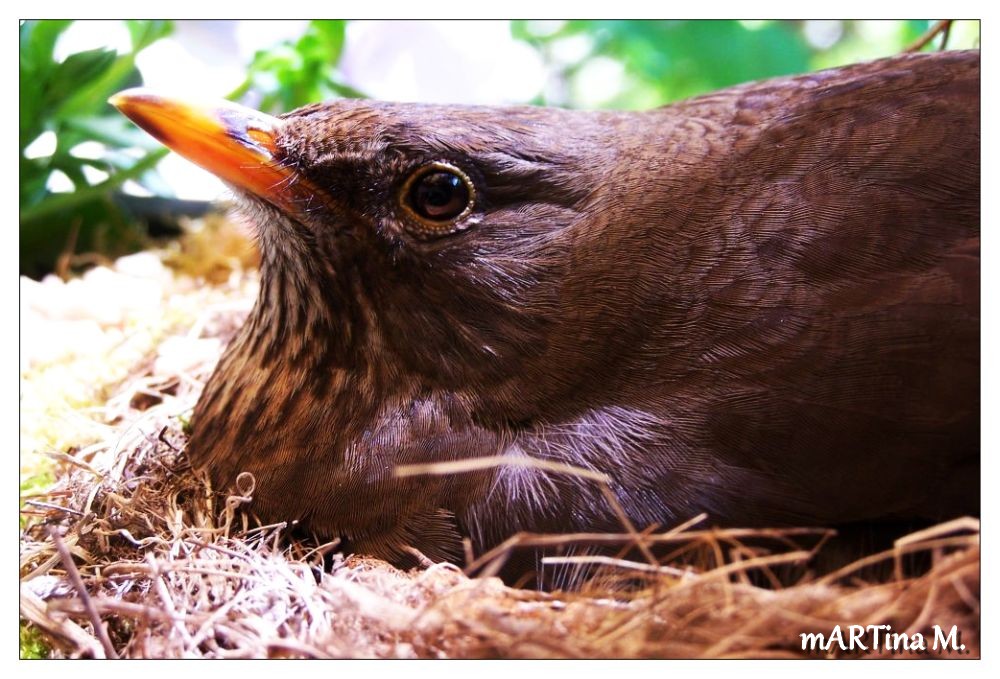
[18,381,982,659]
[19,248,980,659]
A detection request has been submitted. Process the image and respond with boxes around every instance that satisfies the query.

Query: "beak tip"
[107,92,125,110]
[109,87,158,113]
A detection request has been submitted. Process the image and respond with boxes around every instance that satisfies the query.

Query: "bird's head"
[111,90,664,424]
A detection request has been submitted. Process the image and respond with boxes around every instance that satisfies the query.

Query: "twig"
[48,527,119,659]
[264,639,337,659]
[818,534,977,585]
[40,449,104,478]
[940,20,953,50]
[54,217,82,280]
[949,571,980,616]
[894,516,979,547]
[402,545,435,568]
[394,454,609,484]
[905,20,953,53]
[147,552,196,650]
[463,525,829,576]
[598,484,658,567]
[157,425,180,452]
[23,500,85,516]
[19,587,104,658]
[541,554,693,579]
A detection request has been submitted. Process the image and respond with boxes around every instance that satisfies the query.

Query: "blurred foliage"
[20,20,175,277]
[515,19,811,108]
[235,20,365,114]
[19,19,979,277]
[18,19,363,277]
[512,19,979,109]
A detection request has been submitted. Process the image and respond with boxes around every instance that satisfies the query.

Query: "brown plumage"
[116,50,980,573]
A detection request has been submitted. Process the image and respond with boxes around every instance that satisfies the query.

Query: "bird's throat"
[187,247,378,497]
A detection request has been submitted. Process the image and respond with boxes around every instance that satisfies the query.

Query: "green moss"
[20,468,55,496]
[20,621,50,659]
[20,468,56,529]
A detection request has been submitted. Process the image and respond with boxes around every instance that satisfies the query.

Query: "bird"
[111,49,980,577]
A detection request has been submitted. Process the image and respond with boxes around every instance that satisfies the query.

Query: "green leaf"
[45,48,117,110]
[20,147,169,225]
[52,155,90,189]
[245,20,359,112]
[63,114,161,151]
[311,20,346,64]
[20,20,72,75]
[54,56,143,120]
[252,44,302,72]
[20,20,74,146]
[325,77,366,100]
[126,20,173,52]
[19,156,51,208]
[902,20,932,45]
[19,69,44,149]
[509,20,535,42]
[19,19,178,276]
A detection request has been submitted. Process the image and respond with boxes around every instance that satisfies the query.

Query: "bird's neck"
[187,245,384,487]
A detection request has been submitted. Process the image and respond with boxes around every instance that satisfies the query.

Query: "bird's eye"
[400,162,475,236]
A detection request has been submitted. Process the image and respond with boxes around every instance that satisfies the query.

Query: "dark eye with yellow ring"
[400,162,475,236]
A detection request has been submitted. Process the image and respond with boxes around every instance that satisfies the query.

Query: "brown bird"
[112,50,979,575]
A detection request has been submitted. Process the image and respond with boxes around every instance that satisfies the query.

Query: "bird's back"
[467,51,980,547]
[627,50,980,527]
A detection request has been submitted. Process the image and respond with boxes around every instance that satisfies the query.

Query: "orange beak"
[109,88,315,212]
